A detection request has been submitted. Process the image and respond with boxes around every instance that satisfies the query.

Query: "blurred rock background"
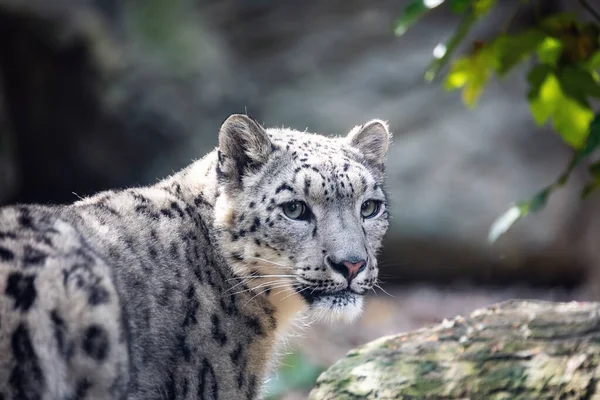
[0,0,597,398]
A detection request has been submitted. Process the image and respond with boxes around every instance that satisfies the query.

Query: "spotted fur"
[0,114,390,399]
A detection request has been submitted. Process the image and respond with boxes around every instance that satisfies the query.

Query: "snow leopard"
[0,114,390,399]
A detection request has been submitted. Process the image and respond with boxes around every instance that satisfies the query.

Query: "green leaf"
[527,71,594,148]
[589,159,600,178]
[528,69,560,125]
[492,30,546,75]
[517,187,552,215]
[552,96,594,148]
[575,112,600,163]
[586,50,600,70]
[488,187,551,242]
[444,45,497,107]
[445,58,471,90]
[558,66,600,105]
[527,64,553,97]
[394,0,445,36]
[449,0,470,14]
[536,37,563,66]
[473,0,497,17]
[540,13,579,34]
[582,180,600,199]
[579,117,600,199]
[491,114,600,242]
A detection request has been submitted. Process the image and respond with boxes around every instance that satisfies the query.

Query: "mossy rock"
[310,300,600,399]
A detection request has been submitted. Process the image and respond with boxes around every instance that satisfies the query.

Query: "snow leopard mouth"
[297,286,362,305]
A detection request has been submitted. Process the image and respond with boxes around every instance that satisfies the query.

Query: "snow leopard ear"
[346,119,391,167]
[218,114,273,187]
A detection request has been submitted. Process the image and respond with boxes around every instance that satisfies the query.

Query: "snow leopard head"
[215,114,390,322]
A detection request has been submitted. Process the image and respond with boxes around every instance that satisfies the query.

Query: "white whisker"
[231,280,291,296]
[243,282,293,307]
[279,286,306,301]
[247,256,293,269]
[224,274,295,294]
[374,283,394,297]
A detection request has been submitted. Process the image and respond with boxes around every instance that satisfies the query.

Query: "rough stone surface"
[310,300,600,399]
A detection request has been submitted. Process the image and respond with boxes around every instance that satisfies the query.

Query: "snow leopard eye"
[361,200,381,219]
[282,201,309,220]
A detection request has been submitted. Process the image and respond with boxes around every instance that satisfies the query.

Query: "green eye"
[282,201,308,220]
[361,200,381,218]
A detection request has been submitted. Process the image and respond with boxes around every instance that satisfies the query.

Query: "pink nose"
[326,256,368,282]
[342,260,367,281]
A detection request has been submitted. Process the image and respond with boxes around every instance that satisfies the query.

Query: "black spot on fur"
[97,202,121,216]
[183,286,199,326]
[275,183,294,194]
[51,310,73,360]
[198,359,218,400]
[247,375,258,399]
[219,292,239,316]
[244,316,264,336]
[194,195,213,208]
[67,379,91,400]
[249,217,261,233]
[169,242,179,259]
[165,371,177,400]
[131,192,150,203]
[249,202,256,209]
[10,323,44,400]
[88,285,110,306]
[171,202,185,218]
[0,231,17,240]
[237,370,245,389]
[18,209,34,229]
[230,344,244,369]
[23,245,47,266]
[6,273,36,311]
[149,245,158,260]
[211,314,228,346]
[82,325,109,361]
[304,178,311,196]
[176,332,192,362]
[0,246,14,262]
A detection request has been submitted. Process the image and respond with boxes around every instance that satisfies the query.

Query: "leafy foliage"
[395,0,600,241]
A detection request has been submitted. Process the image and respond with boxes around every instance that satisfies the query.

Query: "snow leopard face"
[215,115,390,322]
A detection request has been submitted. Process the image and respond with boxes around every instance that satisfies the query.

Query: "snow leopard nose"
[326,256,367,282]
